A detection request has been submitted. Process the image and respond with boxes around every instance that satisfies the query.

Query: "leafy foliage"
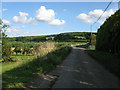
[0,19,11,62]
[14,46,22,55]
[96,9,120,54]
[54,34,75,41]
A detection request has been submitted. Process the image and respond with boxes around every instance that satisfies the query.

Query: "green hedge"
[96,9,120,54]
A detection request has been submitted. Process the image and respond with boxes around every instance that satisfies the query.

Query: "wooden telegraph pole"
[91,24,92,46]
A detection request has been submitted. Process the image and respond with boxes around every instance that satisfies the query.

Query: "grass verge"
[2,46,72,88]
[87,50,120,78]
[2,56,34,73]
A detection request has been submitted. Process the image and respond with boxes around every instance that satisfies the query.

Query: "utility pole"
[91,24,92,46]
[91,24,92,36]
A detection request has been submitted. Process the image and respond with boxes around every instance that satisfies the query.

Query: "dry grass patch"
[33,41,56,58]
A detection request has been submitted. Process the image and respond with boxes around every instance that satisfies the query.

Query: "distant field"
[7,32,96,42]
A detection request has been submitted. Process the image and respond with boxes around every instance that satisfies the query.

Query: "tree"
[14,46,22,55]
[54,34,75,41]
[0,19,11,62]
[23,45,31,56]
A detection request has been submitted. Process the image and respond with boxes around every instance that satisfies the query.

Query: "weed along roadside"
[2,42,72,88]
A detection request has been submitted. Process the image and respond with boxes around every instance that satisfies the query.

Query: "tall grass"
[33,41,56,58]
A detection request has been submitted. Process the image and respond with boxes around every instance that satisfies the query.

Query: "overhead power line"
[90,0,114,46]
[93,0,114,25]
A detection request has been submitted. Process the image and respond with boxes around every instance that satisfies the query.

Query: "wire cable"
[93,0,114,25]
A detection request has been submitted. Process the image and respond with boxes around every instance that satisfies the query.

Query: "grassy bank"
[2,56,34,73]
[87,50,120,78]
[2,46,72,88]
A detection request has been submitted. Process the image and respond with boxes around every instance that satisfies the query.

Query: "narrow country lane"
[51,47,119,88]
[23,47,120,88]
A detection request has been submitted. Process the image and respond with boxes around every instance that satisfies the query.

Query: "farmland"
[1,32,93,88]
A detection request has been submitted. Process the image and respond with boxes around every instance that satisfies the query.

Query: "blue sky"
[2,2,118,37]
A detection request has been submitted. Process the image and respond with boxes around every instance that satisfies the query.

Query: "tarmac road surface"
[51,47,119,88]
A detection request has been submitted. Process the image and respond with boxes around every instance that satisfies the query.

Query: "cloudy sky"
[2,2,118,37]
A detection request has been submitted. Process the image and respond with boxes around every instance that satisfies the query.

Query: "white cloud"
[15,26,25,29]
[2,19,11,24]
[35,6,65,25]
[19,11,28,16]
[13,6,65,26]
[35,6,55,22]
[77,9,114,24]
[27,17,38,25]
[49,19,65,26]
[6,26,36,37]
[6,27,19,33]
[77,13,93,23]
[13,12,29,23]
[13,12,37,24]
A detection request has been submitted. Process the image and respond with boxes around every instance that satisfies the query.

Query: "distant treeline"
[7,32,97,42]
[96,9,120,54]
